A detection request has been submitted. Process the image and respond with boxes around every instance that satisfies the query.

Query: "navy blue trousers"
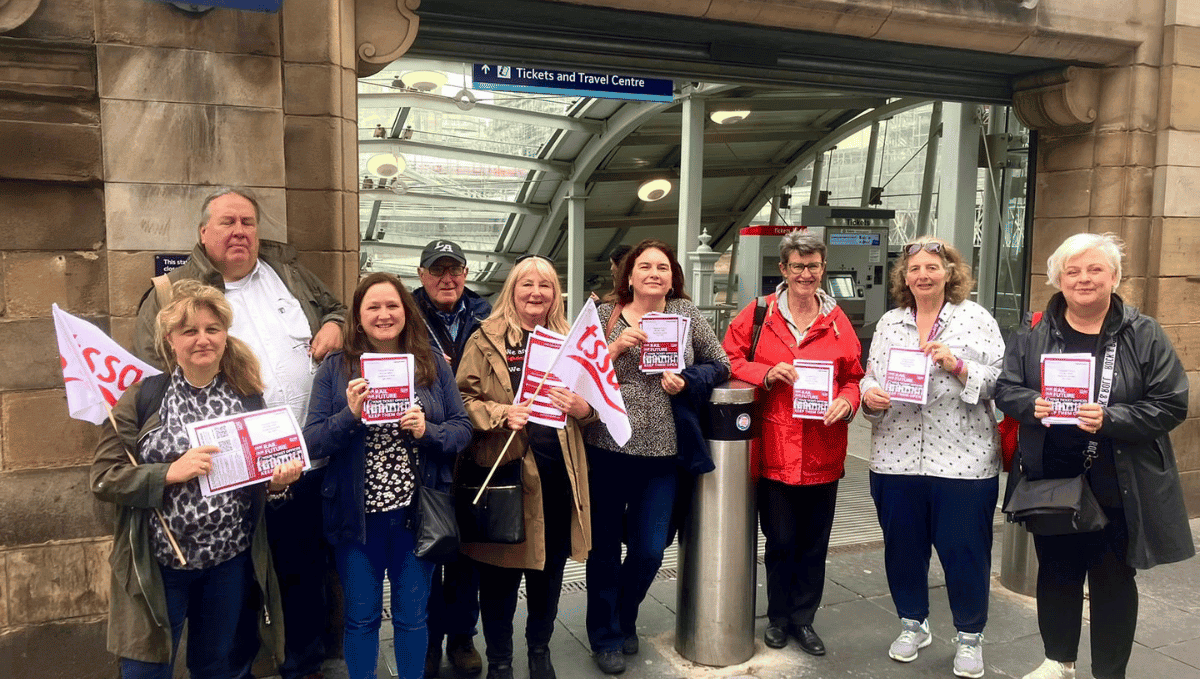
[869,472,998,634]
[758,478,839,628]
[585,447,676,653]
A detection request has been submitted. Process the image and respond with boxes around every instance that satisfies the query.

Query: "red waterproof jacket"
[723,291,864,486]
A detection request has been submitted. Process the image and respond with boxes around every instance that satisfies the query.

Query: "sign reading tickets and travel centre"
[472,64,673,103]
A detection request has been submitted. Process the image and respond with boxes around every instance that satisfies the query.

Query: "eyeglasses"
[785,262,825,274]
[515,253,554,265]
[425,264,466,278]
[905,241,944,256]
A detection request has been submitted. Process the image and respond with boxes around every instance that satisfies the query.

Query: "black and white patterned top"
[860,300,1005,479]
[363,394,421,512]
[140,368,252,569]
[585,298,730,457]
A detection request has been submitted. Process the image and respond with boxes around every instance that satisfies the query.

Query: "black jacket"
[995,293,1194,569]
[413,286,492,374]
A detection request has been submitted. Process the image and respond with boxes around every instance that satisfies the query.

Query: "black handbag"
[412,454,460,562]
[1003,472,1109,535]
[455,458,525,544]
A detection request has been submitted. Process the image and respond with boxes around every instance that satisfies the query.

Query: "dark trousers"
[1033,507,1137,679]
[758,478,839,628]
[869,472,998,634]
[585,448,676,653]
[119,550,259,679]
[427,557,481,644]
[266,467,334,679]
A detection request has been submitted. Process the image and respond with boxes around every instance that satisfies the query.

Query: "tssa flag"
[548,299,631,446]
[53,304,161,424]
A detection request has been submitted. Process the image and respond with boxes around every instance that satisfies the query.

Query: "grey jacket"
[90,376,285,663]
[996,293,1195,569]
[133,240,347,369]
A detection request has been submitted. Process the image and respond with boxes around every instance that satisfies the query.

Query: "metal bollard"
[675,380,758,666]
[999,521,1039,596]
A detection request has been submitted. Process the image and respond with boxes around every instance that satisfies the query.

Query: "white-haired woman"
[455,254,594,679]
[996,232,1193,679]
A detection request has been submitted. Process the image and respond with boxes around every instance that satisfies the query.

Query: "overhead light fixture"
[710,109,751,125]
[637,178,672,202]
[400,70,448,92]
[366,153,406,178]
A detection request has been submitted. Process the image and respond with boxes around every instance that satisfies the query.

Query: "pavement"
[298,419,1200,679]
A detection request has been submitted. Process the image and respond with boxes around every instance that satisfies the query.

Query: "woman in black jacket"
[995,233,1193,679]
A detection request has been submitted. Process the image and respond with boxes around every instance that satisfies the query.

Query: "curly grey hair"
[779,229,826,263]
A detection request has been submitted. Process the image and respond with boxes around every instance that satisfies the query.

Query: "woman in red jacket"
[723,229,863,656]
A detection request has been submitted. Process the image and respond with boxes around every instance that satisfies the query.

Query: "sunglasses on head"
[515,253,554,265]
[904,241,944,256]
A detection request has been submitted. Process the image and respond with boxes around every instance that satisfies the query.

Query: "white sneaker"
[1021,658,1076,679]
[953,632,984,678]
[888,618,932,662]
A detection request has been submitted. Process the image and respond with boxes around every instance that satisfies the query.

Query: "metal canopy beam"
[707,96,888,111]
[360,189,548,216]
[589,164,785,182]
[585,211,744,230]
[359,91,604,134]
[623,128,825,145]
[364,240,515,264]
[359,138,571,175]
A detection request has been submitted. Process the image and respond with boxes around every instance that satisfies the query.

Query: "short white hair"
[1046,232,1124,290]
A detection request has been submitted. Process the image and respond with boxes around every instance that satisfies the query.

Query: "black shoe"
[425,640,443,677]
[764,623,788,649]
[593,649,626,675]
[484,661,513,679]
[448,634,483,675]
[528,647,557,679]
[621,634,639,656]
[794,624,826,656]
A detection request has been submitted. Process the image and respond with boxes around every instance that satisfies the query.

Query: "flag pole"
[472,358,561,506]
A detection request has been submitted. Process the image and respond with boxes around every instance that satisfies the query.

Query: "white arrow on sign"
[481,65,490,74]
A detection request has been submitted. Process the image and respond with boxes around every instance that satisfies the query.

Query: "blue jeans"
[119,550,258,679]
[335,507,436,679]
[585,447,676,653]
[869,472,999,634]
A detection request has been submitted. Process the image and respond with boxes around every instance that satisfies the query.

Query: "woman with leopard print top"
[92,280,303,679]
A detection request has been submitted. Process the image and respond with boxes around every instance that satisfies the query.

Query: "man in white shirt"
[133,187,346,679]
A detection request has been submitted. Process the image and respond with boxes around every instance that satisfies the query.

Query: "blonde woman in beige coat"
[456,255,595,679]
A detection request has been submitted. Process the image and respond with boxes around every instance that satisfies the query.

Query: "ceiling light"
[637,178,672,202]
[400,70,448,92]
[710,109,751,125]
[366,153,406,177]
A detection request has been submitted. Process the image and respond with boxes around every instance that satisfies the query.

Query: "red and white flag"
[53,303,161,425]
[548,299,631,447]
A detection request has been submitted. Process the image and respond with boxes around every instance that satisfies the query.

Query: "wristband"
[953,358,965,376]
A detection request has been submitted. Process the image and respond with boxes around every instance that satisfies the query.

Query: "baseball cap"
[420,239,467,269]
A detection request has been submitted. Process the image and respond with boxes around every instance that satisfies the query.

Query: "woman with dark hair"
[722,229,863,656]
[304,272,473,679]
[997,233,1192,679]
[93,279,303,679]
[584,238,730,675]
[455,255,594,679]
[859,237,1005,679]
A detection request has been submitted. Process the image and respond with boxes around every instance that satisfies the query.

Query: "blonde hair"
[888,236,976,309]
[155,279,264,396]
[1046,232,1124,290]
[489,257,569,345]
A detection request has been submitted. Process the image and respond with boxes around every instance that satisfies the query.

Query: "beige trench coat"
[455,316,594,569]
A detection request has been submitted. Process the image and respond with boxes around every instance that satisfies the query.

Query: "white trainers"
[888,618,932,662]
[953,632,984,678]
[1021,658,1076,679]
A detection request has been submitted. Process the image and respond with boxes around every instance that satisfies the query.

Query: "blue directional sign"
[472,64,673,103]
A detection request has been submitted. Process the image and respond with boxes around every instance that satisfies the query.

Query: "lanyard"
[1083,340,1118,468]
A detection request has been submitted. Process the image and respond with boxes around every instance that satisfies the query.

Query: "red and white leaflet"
[639,313,684,373]
[792,359,835,420]
[884,347,931,405]
[515,326,569,429]
[1041,353,1095,425]
[360,353,415,424]
[187,406,311,497]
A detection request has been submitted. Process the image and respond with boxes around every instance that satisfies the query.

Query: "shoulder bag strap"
[151,274,173,310]
[748,296,769,362]
[605,303,625,341]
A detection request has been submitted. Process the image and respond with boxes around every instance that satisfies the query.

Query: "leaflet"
[1041,353,1095,425]
[187,406,311,497]
[639,312,688,373]
[360,353,415,424]
[514,326,569,429]
[883,347,931,405]
[792,359,835,420]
